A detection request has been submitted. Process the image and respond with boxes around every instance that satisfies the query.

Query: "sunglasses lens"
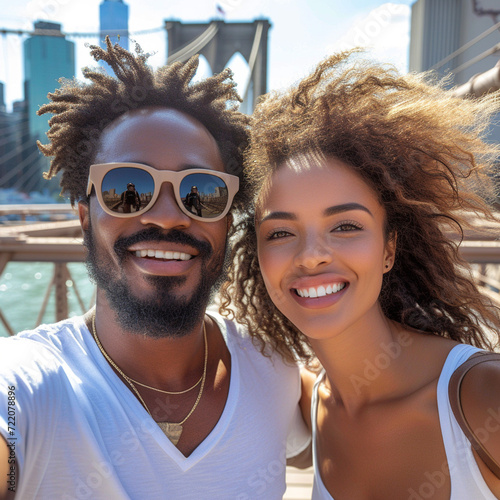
[101,167,155,214]
[180,173,230,219]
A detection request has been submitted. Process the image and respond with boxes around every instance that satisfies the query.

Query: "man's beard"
[84,219,228,338]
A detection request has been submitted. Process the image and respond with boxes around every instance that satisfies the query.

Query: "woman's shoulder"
[459,350,500,478]
[459,350,500,426]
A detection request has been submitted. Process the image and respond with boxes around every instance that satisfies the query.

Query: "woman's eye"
[267,230,291,240]
[333,222,363,232]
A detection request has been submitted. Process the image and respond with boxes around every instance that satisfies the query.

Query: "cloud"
[326,3,411,73]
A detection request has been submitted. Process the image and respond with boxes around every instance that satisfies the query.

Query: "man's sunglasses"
[87,163,239,222]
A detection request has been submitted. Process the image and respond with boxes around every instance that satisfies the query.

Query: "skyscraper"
[0,82,5,113]
[24,21,75,141]
[409,0,500,84]
[23,21,75,193]
[409,0,500,143]
[100,0,129,53]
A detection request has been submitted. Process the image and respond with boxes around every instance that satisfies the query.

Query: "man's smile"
[133,249,193,261]
[127,244,201,277]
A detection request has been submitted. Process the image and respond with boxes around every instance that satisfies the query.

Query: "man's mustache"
[113,228,213,261]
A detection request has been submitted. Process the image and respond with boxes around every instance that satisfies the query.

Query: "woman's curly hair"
[220,49,500,363]
[37,37,249,209]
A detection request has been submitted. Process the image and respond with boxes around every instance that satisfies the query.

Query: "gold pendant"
[158,422,183,445]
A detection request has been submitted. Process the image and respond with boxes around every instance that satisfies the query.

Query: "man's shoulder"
[8,315,85,345]
[0,316,87,376]
[208,309,299,373]
[209,309,262,349]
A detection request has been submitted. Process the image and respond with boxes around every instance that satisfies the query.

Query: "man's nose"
[139,182,191,229]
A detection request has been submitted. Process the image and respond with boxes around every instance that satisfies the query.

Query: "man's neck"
[86,297,213,392]
[84,294,232,457]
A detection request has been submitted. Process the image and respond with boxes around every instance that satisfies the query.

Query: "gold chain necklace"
[126,369,202,395]
[91,313,207,446]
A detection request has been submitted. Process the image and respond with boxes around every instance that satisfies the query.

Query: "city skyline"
[1,1,413,111]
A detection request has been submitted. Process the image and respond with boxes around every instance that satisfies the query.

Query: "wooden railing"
[0,206,91,335]
[0,204,77,221]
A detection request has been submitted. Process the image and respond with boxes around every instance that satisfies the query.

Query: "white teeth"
[134,250,192,261]
[296,282,346,299]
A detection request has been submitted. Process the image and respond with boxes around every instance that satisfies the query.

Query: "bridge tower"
[165,19,271,112]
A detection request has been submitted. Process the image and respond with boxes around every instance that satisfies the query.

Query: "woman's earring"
[385,264,389,269]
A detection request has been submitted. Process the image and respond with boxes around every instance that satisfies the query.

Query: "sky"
[0,0,414,111]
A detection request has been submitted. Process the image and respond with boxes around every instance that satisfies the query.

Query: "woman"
[220,51,500,498]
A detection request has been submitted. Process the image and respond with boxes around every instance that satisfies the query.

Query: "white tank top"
[311,344,497,499]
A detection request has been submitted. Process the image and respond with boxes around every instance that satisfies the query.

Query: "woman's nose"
[294,236,333,270]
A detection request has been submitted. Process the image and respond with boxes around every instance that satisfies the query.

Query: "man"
[0,40,309,499]
[120,182,141,213]
[184,185,203,216]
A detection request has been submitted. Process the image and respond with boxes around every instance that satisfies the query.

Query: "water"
[0,262,95,337]
[2,261,498,339]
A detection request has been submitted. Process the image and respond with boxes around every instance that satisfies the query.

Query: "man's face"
[79,107,230,337]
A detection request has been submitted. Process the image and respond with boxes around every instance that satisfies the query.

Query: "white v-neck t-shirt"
[311,344,497,500]
[0,312,309,500]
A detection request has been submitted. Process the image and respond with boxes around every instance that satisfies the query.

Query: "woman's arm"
[286,367,317,468]
[299,367,317,432]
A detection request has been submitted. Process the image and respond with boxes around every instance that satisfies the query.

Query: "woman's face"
[256,155,396,340]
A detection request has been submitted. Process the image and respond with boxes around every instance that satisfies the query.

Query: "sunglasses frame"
[87,162,240,222]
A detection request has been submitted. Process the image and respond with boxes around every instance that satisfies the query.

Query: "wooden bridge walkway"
[285,467,314,499]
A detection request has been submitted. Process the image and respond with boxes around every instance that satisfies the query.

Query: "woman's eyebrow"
[259,203,373,224]
[323,203,373,217]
